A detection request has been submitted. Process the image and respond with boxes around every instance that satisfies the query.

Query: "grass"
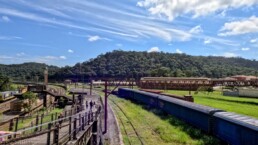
[162,90,258,118]
[108,94,221,145]
[16,108,63,130]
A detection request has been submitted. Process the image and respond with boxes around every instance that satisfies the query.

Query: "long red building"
[140,76,258,90]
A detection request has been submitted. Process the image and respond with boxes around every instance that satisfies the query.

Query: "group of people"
[86,100,95,110]
[56,96,100,128]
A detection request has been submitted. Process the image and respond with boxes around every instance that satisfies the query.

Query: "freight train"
[118,88,258,145]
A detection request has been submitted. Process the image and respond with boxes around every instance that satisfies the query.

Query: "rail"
[0,108,101,145]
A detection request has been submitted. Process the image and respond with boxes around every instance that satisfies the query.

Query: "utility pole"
[104,80,108,134]
[44,67,48,86]
[90,79,93,95]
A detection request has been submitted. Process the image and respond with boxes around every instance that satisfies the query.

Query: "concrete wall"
[239,89,258,98]
[223,91,239,97]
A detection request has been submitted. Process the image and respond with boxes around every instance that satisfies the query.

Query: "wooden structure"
[140,77,211,91]
[140,77,258,91]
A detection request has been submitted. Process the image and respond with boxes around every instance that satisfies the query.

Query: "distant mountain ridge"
[54,50,258,80]
[1,51,258,81]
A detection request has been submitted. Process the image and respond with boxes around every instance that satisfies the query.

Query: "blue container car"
[158,95,224,133]
[118,88,135,99]
[213,112,258,145]
[133,90,158,107]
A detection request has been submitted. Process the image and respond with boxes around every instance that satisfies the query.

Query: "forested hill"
[1,51,258,81]
[54,50,258,80]
[0,62,59,81]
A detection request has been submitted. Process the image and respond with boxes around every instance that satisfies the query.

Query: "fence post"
[9,119,14,131]
[88,113,90,125]
[91,112,93,122]
[47,123,52,145]
[53,124,59,145]
[51,113,54,121]
[55,112,58,120]
[85,112,87,127]
[73,118,77,140]
[14,118,19,138]
[69,117,72,141]
[40,114,44,131]
[79,114,81,131]
[82,115,85,130]
[35,115,39,132]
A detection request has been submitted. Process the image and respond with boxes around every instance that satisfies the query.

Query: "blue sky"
[0,0,258,66]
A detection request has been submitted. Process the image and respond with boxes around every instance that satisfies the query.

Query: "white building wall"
[239,89,258,98]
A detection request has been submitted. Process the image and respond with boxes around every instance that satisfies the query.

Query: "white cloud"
[189,25,203,34]
[219,16,258,36]
[16,52,25,56]
[45,56,59,60]
[176,49,183,54]
[148,47,160,52]
[88,35,111,42]
[250,38,257,43]
[137,0,258,21]
[44,55,66,60]
[68,49,74,53]
[0,55,13,59]
[223,52,237,57]
[0,36,22,40]
[241,47,250,51]
[116,43,123,47]
[2,16,10,22]
[204,39,212,44]
[59,56,67,59]
[219,10,227,17]
[88,35,100,42]
[0,5,194,42]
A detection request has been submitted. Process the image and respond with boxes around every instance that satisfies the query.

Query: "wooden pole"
[103,80,108,134]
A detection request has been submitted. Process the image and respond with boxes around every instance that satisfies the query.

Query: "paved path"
[91,89,122,145]
[103,99,123,145]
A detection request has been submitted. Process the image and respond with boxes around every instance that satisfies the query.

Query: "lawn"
[16,108,63,130]
[163,90,258,118]
[108,94,221,145]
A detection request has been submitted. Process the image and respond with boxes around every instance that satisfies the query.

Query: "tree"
[20,92,37,112]
[0,74,11,91]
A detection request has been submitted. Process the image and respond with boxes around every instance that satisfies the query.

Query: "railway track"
[109,98,144,145]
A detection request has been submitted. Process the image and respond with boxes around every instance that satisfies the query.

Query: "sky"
[0,0,258,66]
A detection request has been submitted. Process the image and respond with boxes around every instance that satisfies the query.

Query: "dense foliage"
[0,73,11,91]
[0,62,59,82]
[20,91,37,112]
[54,50,258,80]
[1,51,258,81]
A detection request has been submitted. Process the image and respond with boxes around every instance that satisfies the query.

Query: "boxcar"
[213,112,258,145]
[157,95,224,133]
[133,90,158,107]
[118,88,135,99]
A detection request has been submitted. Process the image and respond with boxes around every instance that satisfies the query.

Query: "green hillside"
[1,51,258,81]
[55,50,258,80]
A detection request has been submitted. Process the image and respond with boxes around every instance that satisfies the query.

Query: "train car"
[213,112,258,145]
[133,90,159,107]
[118,88,135,99]
[157,95,224,133]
